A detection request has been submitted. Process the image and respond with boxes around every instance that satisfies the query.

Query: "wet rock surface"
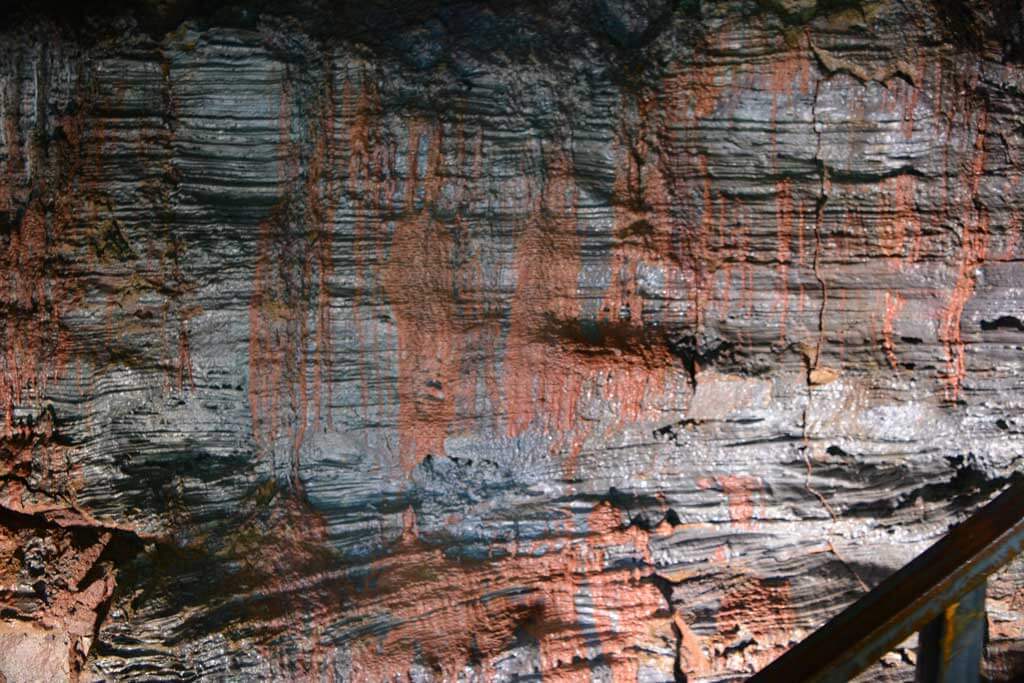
[1,0,1024,680]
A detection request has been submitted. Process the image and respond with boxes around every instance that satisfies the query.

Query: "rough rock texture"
[2,0,1024,680]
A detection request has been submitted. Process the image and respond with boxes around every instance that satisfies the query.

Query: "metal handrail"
[750,476,1024,682]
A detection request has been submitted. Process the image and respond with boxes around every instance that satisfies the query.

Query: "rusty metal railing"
[750,476,1024,683]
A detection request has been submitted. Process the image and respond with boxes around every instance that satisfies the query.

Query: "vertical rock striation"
[1,0,1024,680]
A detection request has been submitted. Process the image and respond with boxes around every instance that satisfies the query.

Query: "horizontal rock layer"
[1,0,1024,680]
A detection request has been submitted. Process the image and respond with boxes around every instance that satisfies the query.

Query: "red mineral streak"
[0,74,91,439]
[342,73,388,419]
[712,575,794,673]
[658,54,725,331]
[248,72,340,485]
[380,123,459,472]
[938,106,990,401]
[448,130,504,430]
[882,291,905,369]
[903,78,920,141]
[342,99,502,472]
[998,169,1022,260]
[504,147,586,443]
[660,50,720,123]
[699,475,762,528]
[714,195,737,316]
[376,117,494,472]
[347,502,668,682]
[774,180,795,339]
[174,318,196,392]
[674,612,711,677]
[939,208,989,401]
[879,174,921,263]
[307,67,339,431]
[503,122,682,476]
[656,42,818,346]
[601,120,679,397]
[770,38,813,107]
[768,39,813,156]
[733,200,756,321]
[879,71,921,141]
[0,71,21,213]
[1003,210,1022,261]
[249,202,306,481]
[689,157,718,329]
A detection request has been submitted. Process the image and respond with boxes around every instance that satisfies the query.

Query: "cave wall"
[2,0,1024,680]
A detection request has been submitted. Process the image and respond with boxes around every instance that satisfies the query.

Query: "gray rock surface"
[1,0,1024,680]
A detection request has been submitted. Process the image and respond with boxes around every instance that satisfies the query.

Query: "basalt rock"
[2,0,1024,681]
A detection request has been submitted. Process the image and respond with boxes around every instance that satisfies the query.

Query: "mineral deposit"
[1,0,1024,680]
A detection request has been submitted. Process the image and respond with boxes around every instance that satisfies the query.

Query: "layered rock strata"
[2,0,1024,680]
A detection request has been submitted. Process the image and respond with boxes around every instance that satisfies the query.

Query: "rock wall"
[1,0,1024,680]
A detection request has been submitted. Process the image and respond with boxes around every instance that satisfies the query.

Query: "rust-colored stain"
[713,575,795,673]
[0,99,85,436]
[879,174,921,263]
[881,290,905,369]
[0,494,116,678]
[344,502,669,681]
[381,123,462,472]
[699,475,763,528]
[938,105,989,401]
[249,71,339,485]
[504,147,586,445]
[774,178,797,338]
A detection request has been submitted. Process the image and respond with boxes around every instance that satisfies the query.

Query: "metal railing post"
[750,478,1024,682]
[915,580,987,683]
